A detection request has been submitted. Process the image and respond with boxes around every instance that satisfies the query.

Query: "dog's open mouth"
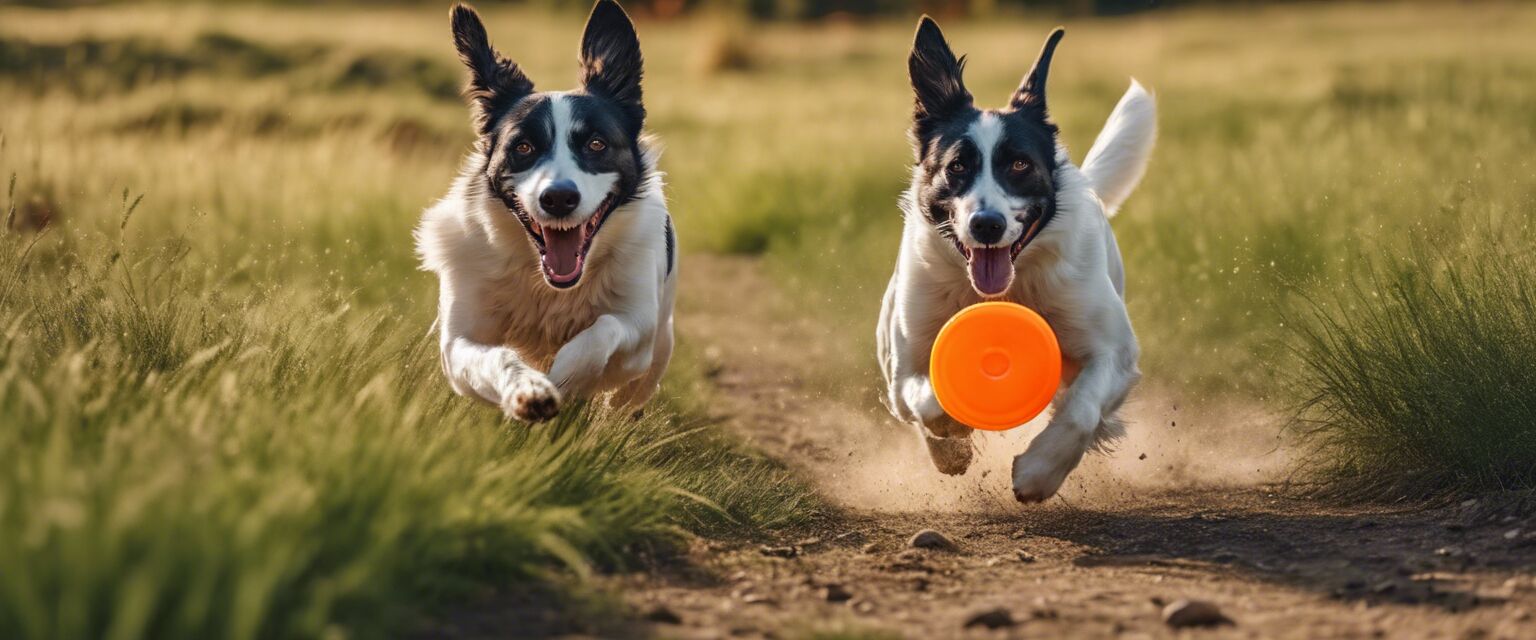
[954,213,1047,297]
[518,194,617,289]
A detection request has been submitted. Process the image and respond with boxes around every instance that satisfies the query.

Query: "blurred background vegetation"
[1,0,1534,637]
[0,0,1479,20]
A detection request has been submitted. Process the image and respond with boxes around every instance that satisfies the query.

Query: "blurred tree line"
[5,0,1304,20]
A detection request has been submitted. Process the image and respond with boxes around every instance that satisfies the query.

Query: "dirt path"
[606,256,1536,639]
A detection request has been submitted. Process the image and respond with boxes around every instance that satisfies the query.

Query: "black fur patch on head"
[480,93,647,214]
[912,116,979,229]
[451,4,536,135]
[483,95,554,182]
[565,93,646,206]
[908,26,1067,249]
[579,0,645,138]
[998,28,1064,186]
[908,16,973,150]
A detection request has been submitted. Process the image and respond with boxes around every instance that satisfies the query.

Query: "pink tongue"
[542,227,584,281]
[968,246,1013,296]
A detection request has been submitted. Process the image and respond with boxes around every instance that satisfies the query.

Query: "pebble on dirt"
[909,529,958,551]
[643,605,682,624]
[964,607,1017,629]
[822,584,853,603]
[759,545,797,558]
[1162,599,1234,628]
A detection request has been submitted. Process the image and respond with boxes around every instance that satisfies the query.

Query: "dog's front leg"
[437,284,561,422]
[898,374,977,475]
[880,279,976,475]
[1011,311,1139,502]
[548,313,654,399]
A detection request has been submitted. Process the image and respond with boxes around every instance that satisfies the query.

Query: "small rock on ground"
[1162,599,1233,628]
[643,605,682,624]
[822,584,853,603]
[909,529,957,551]
[964,607,1016,629]
[759,545,797,558]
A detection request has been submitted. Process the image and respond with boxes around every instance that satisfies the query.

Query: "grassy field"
[2,1,1535,637]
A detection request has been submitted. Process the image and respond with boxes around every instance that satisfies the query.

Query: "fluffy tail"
[1080,79,1157,217]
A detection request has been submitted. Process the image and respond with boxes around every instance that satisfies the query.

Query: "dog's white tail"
[1080,79,1157,218]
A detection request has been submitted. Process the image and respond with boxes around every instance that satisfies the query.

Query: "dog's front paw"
[924,434,974,475]
[1010,453,1072,503]
[1010,428,1089,503]
[501,374,562,423]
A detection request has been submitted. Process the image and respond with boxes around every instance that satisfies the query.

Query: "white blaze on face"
[952,112,1029,298]
[513,94,620,230]
[508,94,623,286]
[955,112,1025,248]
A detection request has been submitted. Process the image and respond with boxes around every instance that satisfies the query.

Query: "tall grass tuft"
[0,218,815,638]
[1288,233,1536,501]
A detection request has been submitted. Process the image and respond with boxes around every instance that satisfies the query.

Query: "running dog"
[416,1,675,421]
[877,17,1156,502]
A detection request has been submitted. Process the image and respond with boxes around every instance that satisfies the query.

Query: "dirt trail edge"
[594,255,1536,640]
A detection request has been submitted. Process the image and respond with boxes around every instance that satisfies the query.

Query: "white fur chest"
[480,267,611,368]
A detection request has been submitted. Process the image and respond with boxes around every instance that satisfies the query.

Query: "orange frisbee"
[930,302,1062,431]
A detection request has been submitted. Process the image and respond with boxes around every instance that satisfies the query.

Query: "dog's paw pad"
[1012,486,1052,503]
[504,376,561,423]
[925,435,974,476]
[1010,457,1071,504]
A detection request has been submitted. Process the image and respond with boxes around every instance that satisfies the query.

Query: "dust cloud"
[803,386,1292,514]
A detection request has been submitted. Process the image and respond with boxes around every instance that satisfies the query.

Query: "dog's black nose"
[968,210,1008,245]
[538,181,581,218]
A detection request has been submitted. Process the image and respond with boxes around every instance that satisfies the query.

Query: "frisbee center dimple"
[981,349,1011,378]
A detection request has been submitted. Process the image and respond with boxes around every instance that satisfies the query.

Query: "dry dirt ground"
[431,256,1536,639]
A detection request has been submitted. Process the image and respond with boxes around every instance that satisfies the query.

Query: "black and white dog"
[417,1,675,421]
[877,18,1156,502]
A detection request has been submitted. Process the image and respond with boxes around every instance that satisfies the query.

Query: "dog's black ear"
[580,0,645,135]
[1008,28,1064,114]
[909,16,972,126]
[451,4,535,134]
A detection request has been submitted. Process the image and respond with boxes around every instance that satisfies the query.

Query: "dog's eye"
[587,138,607,153]
[514,141,534,155]
[1011,159,1030,173]
[946,161,966,175]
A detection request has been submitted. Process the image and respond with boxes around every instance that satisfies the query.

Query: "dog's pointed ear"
[451,3,535,134]
[909,16,972,125]
[1008,28,1064,113]
[580,0,646,135]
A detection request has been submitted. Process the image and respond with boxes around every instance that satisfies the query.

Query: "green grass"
[0,10,823,632]
[0,213,814,638]
[1289,231,1536,501]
